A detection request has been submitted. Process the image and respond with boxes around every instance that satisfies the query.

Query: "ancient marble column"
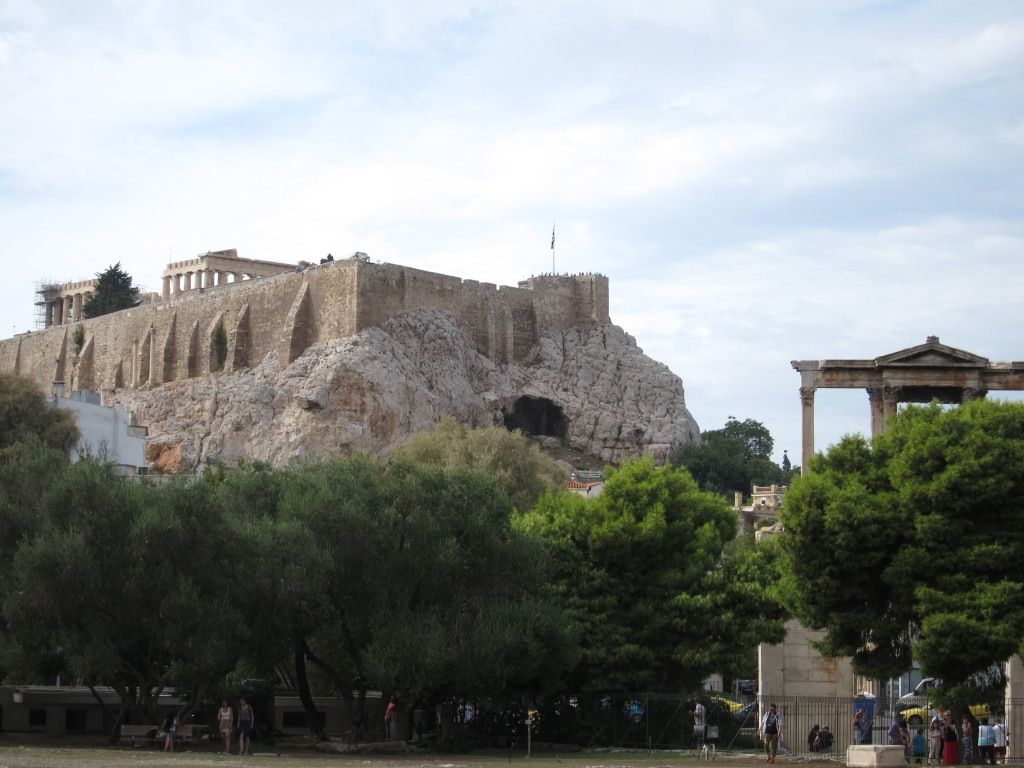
[800,386,815,473]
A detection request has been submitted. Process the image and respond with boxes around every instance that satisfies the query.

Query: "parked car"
[898,702,990,726]
[732,701,759,727]
[708,694,745,714]
[898,678,990,725]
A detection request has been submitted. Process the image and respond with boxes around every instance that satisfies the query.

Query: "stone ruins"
[1,250,700,472]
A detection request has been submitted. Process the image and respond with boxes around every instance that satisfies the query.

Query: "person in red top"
[385,697,399,740]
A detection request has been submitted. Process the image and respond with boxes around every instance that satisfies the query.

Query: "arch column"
[800,386,815,474]
[868,387,885,437]
[163,275,171,301]
[62,296,72,325]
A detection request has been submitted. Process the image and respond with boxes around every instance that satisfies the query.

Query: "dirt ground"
[0,733,840,768]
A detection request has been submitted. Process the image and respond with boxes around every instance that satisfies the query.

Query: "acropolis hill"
[0,251,700,472]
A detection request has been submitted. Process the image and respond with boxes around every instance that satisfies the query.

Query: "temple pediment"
[874,336,988,368]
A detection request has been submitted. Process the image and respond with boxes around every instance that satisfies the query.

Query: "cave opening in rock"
[503,395,567,438]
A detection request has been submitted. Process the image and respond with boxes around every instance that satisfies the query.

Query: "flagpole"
[551,222,556,273]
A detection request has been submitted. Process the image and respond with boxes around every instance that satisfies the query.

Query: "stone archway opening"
[503,395,567,438]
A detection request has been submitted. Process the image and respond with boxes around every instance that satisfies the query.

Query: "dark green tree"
[516,456,786,692]
[1,461,242,726]
[218,456,575,740]
[779,399,1024,707]
[673,417,797,499]
[0,372,79,464]
[82,262,140,318]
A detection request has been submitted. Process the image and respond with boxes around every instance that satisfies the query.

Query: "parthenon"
[160,249,295,300]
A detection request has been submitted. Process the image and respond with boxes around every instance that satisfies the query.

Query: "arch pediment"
[874,337,988,368]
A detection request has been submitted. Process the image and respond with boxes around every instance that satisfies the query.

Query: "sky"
[2,0,1023,467]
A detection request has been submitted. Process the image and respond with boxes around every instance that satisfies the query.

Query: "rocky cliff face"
[111,308,700,473]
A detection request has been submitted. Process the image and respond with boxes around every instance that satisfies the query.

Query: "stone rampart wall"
[0,260,609,394]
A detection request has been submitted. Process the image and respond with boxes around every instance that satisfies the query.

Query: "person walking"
[691,698,707,745]
[237,698,254,756]
[993,719,1008,765]
[978,717,996,765]
[759,703,783,763]
[217,699,234,753]
[385,697,399,740]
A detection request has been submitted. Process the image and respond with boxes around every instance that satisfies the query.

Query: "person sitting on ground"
[817,725,834,753]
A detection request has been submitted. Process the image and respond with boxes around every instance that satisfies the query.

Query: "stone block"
[847,745,906,767]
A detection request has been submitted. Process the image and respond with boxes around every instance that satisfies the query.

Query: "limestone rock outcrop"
[111,308,699,473]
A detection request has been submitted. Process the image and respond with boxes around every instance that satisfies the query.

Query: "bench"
[120,724,159,748]
[121,723,198,749]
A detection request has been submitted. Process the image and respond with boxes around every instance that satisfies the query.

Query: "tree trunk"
[294,636,326,740]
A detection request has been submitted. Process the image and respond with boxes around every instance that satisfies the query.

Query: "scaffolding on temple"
[34,278,65,330]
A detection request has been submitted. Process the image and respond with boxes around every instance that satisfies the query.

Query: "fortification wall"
[0,259,610,394]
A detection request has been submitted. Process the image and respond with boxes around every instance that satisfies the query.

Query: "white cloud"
[1,0,1022,467]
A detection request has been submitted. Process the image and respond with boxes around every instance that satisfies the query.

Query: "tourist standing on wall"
[217,699,234,753]
[759,703,783,763]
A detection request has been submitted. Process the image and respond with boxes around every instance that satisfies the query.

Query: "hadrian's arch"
[791,336,1024,471]
[767,336,1024,744]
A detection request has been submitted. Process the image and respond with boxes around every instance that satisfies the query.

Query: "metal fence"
[449,694,1024,757]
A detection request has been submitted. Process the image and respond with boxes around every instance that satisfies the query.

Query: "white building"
[53,385,148,474]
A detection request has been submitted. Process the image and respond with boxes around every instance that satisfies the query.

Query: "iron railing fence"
[445,694,1024,756]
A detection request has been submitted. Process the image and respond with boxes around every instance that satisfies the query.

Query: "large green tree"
[673,417,796,499]
[82,262,140,318]
[516,456,787,692]
[779,399,1024,704]
[0,372,78,464]
[1,461,242,725]
[216,456,575,740]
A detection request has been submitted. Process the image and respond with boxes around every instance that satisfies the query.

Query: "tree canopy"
[673,417,797,499]
[779,399,1024,699]
[0,450,574,736]
[516,456,787,692]
[394,415,567,512]
[82,262,140,318]
[0,372,78,464]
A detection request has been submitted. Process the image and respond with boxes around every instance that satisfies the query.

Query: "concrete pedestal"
[847,745,906,767]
